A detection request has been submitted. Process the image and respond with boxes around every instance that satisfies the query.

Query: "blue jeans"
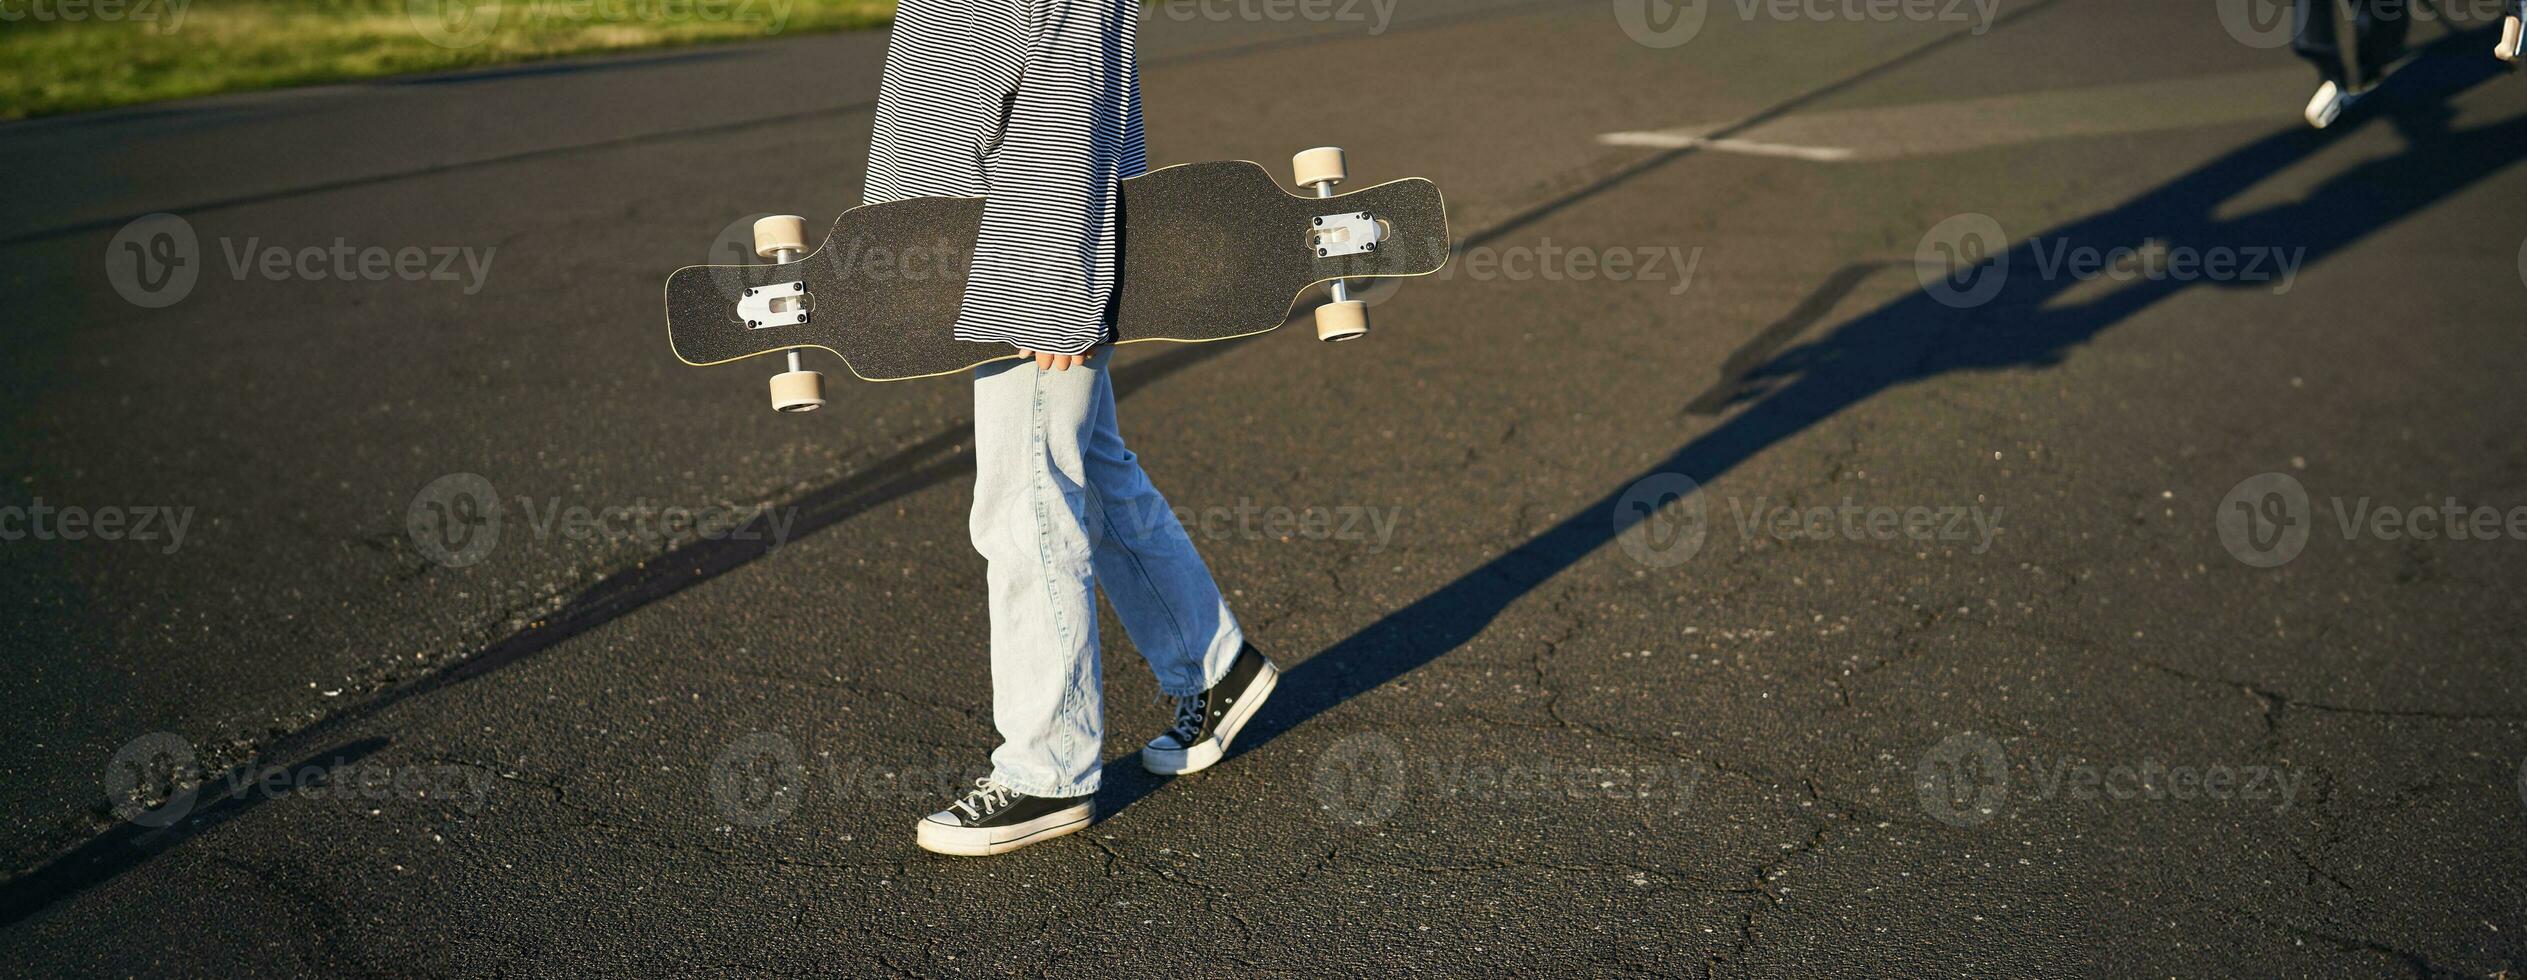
[970,349,1244,797]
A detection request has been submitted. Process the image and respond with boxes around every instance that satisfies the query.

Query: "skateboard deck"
[663,159,1449,383]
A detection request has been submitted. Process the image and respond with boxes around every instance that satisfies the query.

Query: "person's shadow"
[1098,25,2527,812]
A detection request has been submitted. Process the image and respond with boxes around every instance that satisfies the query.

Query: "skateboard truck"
[738,281,811,329]
[1309,212,1382,258]
[750,215,826,413]
[1293,146,1370,342]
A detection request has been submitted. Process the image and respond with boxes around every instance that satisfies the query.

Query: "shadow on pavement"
[0,337,1252,926]
[1105,25,2527,816]
[8,21,2515,916]
[0,738,390,928]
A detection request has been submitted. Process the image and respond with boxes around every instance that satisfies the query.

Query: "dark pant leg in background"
[2294,0,2349,84]
[2294,0,2415,86]
[2349,0,2411,82]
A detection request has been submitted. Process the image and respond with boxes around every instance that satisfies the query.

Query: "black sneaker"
[1141,643,1279,775]
[915,778,1093,856]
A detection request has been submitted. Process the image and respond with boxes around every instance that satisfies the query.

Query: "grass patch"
[0,0,895,119]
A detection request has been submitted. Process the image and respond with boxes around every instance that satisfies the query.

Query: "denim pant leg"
[1076,358,1245,697]
[2349,0,2409,83]
[2294,0,2347,84]
[971,352,1110,798]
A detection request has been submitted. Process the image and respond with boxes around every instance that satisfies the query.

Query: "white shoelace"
[951,777,1016,820]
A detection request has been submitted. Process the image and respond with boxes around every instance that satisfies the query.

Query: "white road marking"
[1599,68,2309,163]
[1595,133,1856,161]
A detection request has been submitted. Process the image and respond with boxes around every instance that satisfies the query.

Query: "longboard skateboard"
[664,147,1450,412]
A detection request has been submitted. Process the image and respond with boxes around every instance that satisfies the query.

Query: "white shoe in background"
[2304,79,2346,129]
[2303,78,2379,130]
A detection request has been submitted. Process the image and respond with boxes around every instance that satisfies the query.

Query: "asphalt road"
[3,0,2526,974]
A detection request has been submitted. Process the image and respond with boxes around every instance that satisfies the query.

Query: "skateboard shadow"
[1096,25,2527,816]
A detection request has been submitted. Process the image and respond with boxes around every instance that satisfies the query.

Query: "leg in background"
[2349,0,2411,86]
[1075,350,1246,696]
[2294,0,2350,85]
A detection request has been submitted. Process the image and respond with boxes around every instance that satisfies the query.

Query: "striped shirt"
[863,0,1148,356]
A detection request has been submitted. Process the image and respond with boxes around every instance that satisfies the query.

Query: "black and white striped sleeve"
[862,0,1146,356]
[959,0,1148,355]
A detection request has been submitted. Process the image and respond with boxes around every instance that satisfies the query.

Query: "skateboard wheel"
[1292,147,1348,189]
[768,368,825,413]
[2501,15,2523,63]
[1315,299,1369,342]
[753,215,808,260]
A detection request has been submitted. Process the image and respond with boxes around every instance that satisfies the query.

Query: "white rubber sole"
[1141,660,1279,776]
[914,802,1092,857]
[2304,80,2343,130]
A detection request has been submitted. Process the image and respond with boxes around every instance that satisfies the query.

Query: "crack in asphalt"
[208,853,391,979]
[2130,653,2527,727]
